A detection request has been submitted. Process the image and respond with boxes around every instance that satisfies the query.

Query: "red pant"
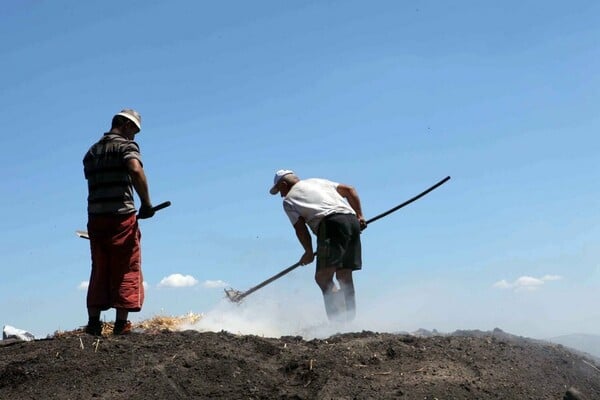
[86,212,144,312]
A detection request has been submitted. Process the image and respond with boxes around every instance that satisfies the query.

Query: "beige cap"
[115,108,142,131]
[269,169,294,194]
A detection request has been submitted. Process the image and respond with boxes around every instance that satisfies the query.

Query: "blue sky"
[1,0,598,340]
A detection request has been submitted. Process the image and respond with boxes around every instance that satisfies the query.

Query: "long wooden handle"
[152,201,171,212]
[76,201,172,240]
[365,176,450,226]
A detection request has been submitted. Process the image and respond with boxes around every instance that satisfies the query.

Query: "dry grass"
[53,312,203,338]
[136,312,202,332]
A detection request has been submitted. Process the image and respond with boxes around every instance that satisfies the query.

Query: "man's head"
[111,108,142,138]
[269,169,298,197]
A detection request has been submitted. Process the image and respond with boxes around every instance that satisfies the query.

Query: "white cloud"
[492,280,511,289]
[158,273,199,288]
[493,275,562,292]
[541,275,562,281]
[202,280,228,289]
[515,276,545,289]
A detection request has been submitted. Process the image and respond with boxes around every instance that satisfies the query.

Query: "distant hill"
[548,333,600,360]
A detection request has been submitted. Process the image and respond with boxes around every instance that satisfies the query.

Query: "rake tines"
[224,288,244,303]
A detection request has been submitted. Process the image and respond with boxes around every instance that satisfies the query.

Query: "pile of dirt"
[1,328,599,399]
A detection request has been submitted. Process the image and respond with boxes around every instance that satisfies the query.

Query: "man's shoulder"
[108,133,137,143]
[303,178,336,186]
[103,134,140,150]
[86,134,140,158]
[302,177,326,183]
[102,132,122,140]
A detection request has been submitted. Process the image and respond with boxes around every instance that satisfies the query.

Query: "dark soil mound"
[1,330,599,399]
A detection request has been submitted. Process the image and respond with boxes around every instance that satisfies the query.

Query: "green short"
[316,213,362,271]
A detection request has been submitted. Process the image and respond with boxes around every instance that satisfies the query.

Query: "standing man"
[83,109,155,335]
[270,169,367,322]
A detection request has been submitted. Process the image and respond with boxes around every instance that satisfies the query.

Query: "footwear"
[113,320,133,335]
[84,321,103,336]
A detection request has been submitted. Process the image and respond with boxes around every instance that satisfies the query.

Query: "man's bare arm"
[337,183,367,229]
[126,158,152,207]
[293,217,315,265]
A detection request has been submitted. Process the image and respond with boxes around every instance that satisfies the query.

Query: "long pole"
[225,176,451,302]
[225,261,302,302]
[76,201,172,239]
[365,176,450,225]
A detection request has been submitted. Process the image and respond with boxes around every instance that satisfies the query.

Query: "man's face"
[123,120,140,139]
[278,181,290,197]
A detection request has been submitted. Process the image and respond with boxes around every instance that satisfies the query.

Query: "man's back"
[283,178,355,233]
[83,133,142,215]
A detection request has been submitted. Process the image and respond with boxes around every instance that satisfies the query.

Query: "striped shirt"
[83,133,143,215]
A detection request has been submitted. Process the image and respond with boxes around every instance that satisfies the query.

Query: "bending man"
[270,169,367,321]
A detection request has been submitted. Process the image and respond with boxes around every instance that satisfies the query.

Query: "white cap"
[115,108,142,131]
[269,169,294,194]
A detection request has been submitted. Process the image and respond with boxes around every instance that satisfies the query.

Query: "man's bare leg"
[85,306,103,335]
[336,269,355,321]
[316,267,345,321]
[116,308,129,321]
[113,308,131,334]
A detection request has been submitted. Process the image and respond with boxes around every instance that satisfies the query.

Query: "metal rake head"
[224,288,244,303]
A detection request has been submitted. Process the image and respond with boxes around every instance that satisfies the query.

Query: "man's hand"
[138,203,155,219]
[299,251,315,266]
[358,215,367,231]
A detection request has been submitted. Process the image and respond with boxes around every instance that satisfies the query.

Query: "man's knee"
[336,269,353,284]
[315,269,335,292]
